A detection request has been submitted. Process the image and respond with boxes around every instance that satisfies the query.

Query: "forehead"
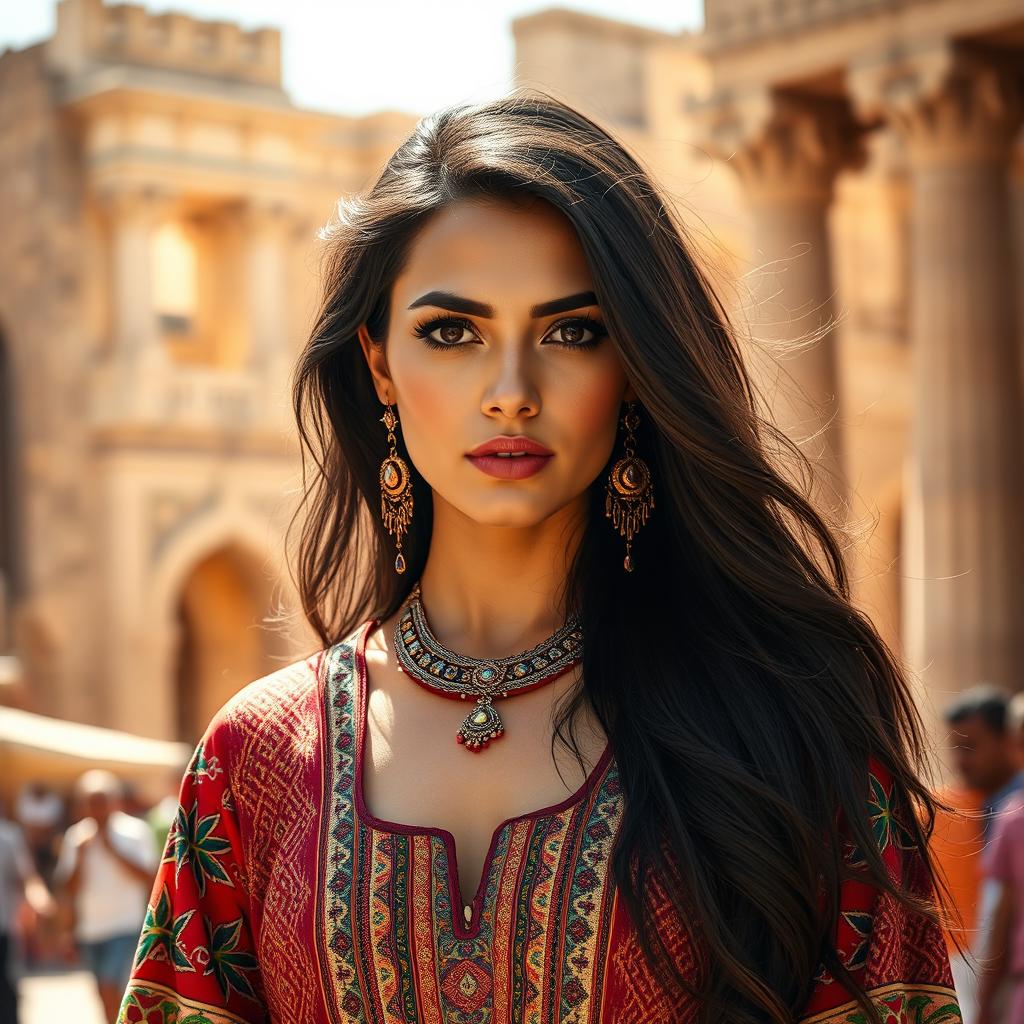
[393,197,594,307]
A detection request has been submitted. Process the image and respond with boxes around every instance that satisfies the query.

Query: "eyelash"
[411,314,609,351]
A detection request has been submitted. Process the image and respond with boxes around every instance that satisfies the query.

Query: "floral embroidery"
[134,883,198,973]
[164,798,234,898]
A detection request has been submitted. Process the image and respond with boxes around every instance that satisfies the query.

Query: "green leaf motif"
[840,911,873,972]
[133,883,198,972]
[867,773,895,852]
[867,772,917,854]
[163,797,234,898]
[203,914,261,1003]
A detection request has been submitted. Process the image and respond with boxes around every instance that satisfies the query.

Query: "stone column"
[704,90,865,518]
[100,184,172,374]
[242,199,294,385]
[851,43,1024,709]
[1012,141,1024,365]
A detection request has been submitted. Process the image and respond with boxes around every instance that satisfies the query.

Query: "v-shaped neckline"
[349,616,614,939]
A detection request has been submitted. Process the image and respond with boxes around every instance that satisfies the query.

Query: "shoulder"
[216,650,327,734]
[220,620,370,726]
[197,652,326,777]
[200,621,370,777]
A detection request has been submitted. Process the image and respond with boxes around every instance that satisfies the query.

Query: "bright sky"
[4,1,703,117]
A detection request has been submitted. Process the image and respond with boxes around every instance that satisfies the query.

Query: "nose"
[481,345,540,419]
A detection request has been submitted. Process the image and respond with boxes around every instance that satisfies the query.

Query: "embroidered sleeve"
[117,711,268,1024]
[796,756,963,1023]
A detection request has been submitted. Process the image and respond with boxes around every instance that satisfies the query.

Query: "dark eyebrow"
[407,290,599,319]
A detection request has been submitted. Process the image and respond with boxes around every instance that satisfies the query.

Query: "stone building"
[0,0,419,777]
[0,0,1021,796]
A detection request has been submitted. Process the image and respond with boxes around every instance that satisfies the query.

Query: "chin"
[458,496,563,529]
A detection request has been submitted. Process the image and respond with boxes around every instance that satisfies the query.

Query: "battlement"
[703,0,892,49]
[49,0,281,87]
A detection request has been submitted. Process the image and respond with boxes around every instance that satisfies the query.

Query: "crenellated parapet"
[703,0,891,52]
[47,0,281,88]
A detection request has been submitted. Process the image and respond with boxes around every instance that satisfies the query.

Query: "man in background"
[53,770,159,1023]
[932,685,1024,1023]
[0,813,55,1024]
[976,691,1024,1024]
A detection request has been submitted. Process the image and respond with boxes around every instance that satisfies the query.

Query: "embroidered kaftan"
[117,617,962,1023]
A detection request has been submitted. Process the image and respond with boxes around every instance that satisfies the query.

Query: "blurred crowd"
[0,763,184,1024]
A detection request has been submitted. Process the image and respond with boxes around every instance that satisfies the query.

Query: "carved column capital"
[240,196,303,238]
[848,40,1024,165]
[698,87,866,204]
[96,183,178,226]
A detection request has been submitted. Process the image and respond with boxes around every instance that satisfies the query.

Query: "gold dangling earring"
[605,399,654,573]
[379,399,413,574]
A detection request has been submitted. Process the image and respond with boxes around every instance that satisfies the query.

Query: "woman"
[117,91,963,1024]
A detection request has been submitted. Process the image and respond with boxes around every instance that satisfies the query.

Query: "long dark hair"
[287,88,957,1024]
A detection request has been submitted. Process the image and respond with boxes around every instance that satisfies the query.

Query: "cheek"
[388,360,460,474]
[556,366,627,470]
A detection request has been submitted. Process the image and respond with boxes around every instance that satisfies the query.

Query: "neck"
[415,491,586,658]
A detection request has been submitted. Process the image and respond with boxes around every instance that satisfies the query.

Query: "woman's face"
[358,195,635,531]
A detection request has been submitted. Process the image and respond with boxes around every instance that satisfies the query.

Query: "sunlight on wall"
[153,221,198,331]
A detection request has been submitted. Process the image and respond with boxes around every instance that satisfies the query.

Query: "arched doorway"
[172,541,288,744]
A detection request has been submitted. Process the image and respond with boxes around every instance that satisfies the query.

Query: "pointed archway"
[172,540,288,744]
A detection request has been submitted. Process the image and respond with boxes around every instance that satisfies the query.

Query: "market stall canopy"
[0,705,193,794]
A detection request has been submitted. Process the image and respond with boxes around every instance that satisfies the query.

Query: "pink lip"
[465,452,552,480]
[465,434,554,480]
[466,434,554,457]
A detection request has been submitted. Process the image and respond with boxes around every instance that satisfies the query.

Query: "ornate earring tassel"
[605,401,654,572]
[379,403,413,574]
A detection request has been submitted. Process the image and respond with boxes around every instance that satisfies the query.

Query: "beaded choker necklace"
[393,581,584,752]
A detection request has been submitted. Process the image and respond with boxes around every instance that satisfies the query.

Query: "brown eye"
[412,315,479,350]
[544,316,608,349]
[558,323,585,343]
[438,323,467,344]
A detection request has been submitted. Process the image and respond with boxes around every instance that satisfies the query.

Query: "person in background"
[976,691,1024,1024]
[0,813,56,1024]
[14,783,64,887]
[12,782,65,969]
[143,761,188,860]
[53,770,159,1023]
[937,685,1024,1023]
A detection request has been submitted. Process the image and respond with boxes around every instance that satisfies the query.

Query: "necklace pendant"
[456,698,504,753]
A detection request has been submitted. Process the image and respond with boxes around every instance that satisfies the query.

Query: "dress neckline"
[350,615,614,940]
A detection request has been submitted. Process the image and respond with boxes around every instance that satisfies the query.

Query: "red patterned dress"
[117,617,962,1023]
